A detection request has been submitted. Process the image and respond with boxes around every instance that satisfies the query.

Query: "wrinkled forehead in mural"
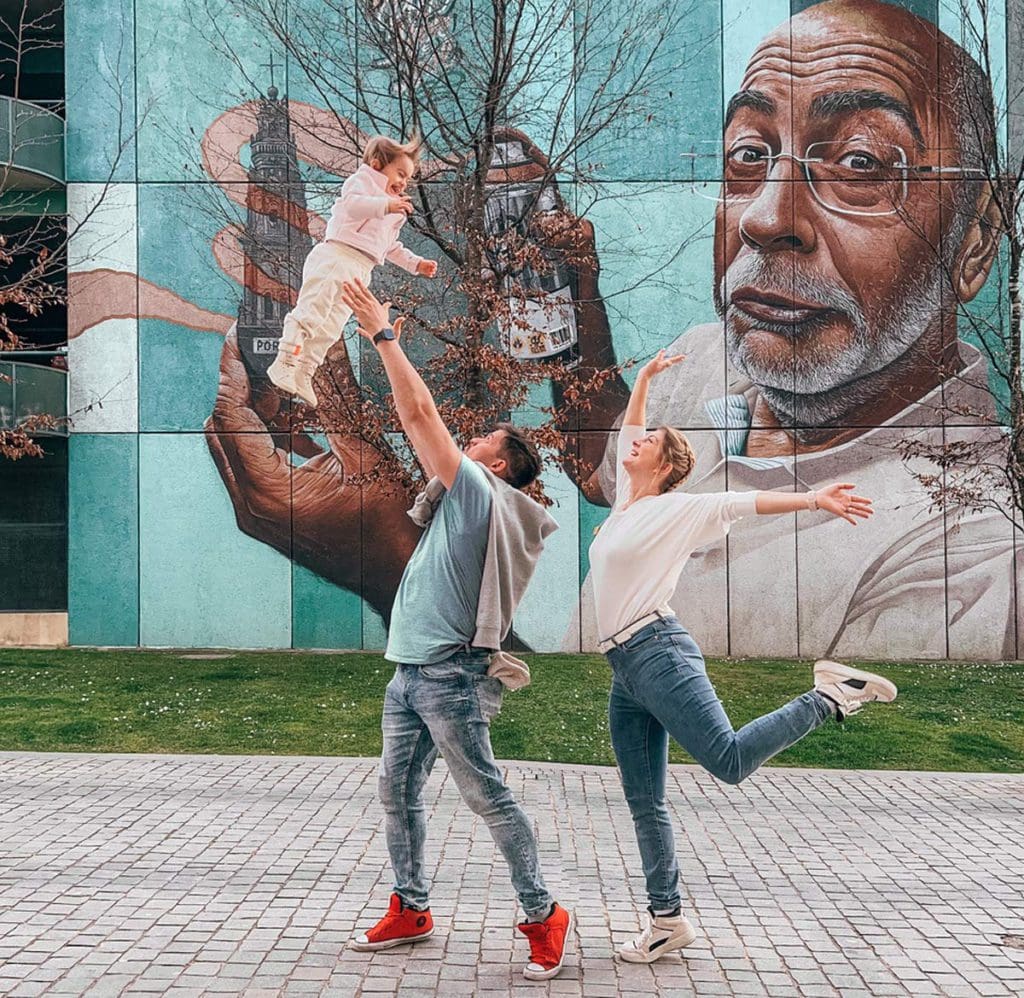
[712,0,999,432]
[740,0,985,157]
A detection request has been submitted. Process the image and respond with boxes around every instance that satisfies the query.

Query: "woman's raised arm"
[623,349,686,427]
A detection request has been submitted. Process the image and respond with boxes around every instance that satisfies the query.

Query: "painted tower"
[236,83,313,381]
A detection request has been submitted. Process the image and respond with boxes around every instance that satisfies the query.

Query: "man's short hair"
[494,423,541,489]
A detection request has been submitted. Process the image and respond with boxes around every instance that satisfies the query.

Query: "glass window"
[0,437,67,610]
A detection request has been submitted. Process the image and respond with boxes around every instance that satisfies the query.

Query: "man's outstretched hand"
[340,279,406,343]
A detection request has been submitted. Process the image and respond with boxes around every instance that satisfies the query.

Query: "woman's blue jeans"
[606,615,832,911]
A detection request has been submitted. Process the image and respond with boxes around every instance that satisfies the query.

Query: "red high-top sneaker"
[350,893,433,951]
[516,903,573,980]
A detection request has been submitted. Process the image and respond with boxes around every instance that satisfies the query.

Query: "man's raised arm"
[340,278,462,487]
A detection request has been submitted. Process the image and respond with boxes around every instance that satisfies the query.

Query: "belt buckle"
[602,611,664,654]
[625,611,663,644]
[611,615,647,650]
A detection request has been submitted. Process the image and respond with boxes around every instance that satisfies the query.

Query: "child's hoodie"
[324,163,423,273]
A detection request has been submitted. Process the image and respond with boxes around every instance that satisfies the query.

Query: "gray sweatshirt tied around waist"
[407,465,559,650]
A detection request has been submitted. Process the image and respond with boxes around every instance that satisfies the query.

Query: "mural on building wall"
[64,0,1018,657]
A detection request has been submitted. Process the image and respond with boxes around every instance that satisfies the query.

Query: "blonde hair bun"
[657,426,696,493]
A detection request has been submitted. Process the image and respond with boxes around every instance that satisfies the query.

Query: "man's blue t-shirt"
[385,457,493,665]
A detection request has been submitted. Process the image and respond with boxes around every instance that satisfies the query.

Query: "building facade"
[4,0,1021,658]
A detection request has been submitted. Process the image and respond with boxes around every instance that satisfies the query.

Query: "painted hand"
[417,259,438,278]
[205,326,420,622]
[486,126,626,506]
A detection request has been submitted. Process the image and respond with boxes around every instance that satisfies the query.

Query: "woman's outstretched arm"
[755,483,873,526]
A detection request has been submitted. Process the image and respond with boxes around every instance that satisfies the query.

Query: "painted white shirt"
[568,324,1014,661]
[589,424,758,641]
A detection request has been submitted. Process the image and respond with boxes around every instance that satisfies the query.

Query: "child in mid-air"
[268,134,438,406]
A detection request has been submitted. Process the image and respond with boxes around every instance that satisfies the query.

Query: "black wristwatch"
[372,326,396,346]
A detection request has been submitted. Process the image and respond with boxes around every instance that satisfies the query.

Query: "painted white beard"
[717,257,945,424]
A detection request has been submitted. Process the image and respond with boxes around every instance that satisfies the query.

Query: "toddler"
[268,134,438,406]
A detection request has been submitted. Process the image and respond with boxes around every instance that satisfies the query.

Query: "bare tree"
[1,0,146,460]
[892,0,1024,532]
[200,0,707,497]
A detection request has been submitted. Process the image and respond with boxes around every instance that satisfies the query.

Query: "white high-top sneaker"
[267,353,318,407]
[814,660,898,720]
[617,909,697,963]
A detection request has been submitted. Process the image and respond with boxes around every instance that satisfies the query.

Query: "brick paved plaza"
[0,752,1022,997]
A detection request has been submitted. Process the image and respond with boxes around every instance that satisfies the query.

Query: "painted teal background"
[68,434,139,645]
[64,0,136,182]
[62,0,1019,653]
[575,0,723,180]
[292,563,363,650]
[134,0,286,183]
[138,321,223,432]
[138,434,292,648]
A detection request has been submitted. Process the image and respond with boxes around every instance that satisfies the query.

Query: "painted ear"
[953,180,1002,303]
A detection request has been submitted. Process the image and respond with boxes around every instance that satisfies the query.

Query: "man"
[569,0,1013,660]
[338,278,572,981]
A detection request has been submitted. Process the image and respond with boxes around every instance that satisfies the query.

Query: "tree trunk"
[1008,234,1023,525]
[459,179,489,415]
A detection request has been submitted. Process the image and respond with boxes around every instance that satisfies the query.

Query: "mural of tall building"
[236,82,312,383]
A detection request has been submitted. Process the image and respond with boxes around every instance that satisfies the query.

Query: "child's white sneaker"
[268,354,318,407]
[617,909,696,963]
[814,659,897,720]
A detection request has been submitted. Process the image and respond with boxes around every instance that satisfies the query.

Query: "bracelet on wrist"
[805,491,819,511]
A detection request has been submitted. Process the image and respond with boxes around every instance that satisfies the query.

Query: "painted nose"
[738,157,816,254]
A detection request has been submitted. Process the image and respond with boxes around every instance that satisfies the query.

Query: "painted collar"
[699,342,991,479]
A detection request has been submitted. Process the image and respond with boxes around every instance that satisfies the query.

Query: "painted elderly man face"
[712,0,977,423]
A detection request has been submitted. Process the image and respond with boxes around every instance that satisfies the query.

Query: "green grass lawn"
[0,649,1021,772]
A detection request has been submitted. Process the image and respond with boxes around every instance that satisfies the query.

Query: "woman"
[591,350,897,964]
